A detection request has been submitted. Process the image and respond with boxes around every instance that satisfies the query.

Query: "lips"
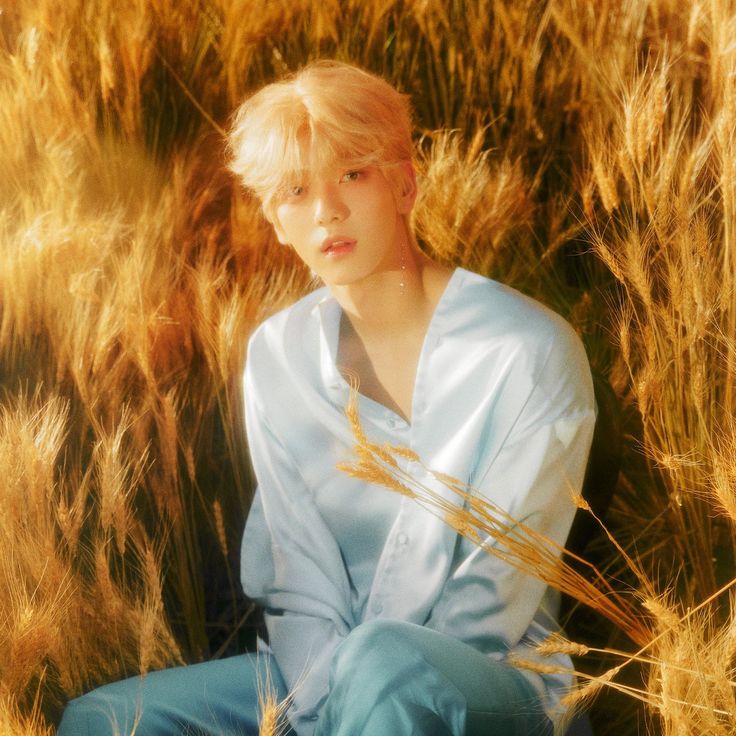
[321,236,356,256]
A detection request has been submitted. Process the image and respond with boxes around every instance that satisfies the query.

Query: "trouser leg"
[57,653,291,736]
[315,619,553,736]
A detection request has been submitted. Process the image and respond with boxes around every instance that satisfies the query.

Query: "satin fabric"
[241,267,596,735]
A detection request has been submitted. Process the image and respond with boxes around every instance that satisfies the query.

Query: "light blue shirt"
[241,267,596,734]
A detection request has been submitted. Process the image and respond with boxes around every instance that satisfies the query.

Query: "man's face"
[272,162,415,288]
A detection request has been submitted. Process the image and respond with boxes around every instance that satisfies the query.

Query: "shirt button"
[387,415,398,428]
[397,532,408,545]
[372,600,383,614]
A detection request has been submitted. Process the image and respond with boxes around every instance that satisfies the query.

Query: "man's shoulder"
[453,268,581,356]
[453,269,594,418]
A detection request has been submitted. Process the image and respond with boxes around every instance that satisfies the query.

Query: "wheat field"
[1,1,735,734]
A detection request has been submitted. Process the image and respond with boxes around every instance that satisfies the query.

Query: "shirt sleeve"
[240,354,354,735]
[424,324,596,658]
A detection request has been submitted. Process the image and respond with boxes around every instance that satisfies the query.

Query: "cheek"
[354,187,399,222]
[273,206,304,243]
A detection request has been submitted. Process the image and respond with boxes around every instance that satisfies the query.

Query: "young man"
[59,60,595,736]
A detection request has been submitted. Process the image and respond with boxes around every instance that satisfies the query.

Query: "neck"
[329,246,452,341]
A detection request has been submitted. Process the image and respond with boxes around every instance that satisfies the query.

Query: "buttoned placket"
[317,295,422,620]
[366,410,414,618]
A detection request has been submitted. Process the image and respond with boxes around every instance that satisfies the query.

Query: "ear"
[395,160,417,215]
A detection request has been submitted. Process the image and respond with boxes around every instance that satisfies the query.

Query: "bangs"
[271,123,387,197]
[236,109,388,213]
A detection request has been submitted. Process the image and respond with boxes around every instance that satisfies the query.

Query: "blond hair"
[227,61,414,220]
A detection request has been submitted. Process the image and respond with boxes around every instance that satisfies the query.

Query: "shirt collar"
[317,294,344,395]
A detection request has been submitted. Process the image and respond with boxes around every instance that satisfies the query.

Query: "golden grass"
[0,392,182,720]
[338,393,650,645]
[256,661,293,736]
[2,0,736,733]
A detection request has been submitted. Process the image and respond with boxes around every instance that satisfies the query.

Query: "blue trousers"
[58,620,553,735]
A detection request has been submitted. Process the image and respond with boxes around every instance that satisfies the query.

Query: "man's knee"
[321,620,466,736]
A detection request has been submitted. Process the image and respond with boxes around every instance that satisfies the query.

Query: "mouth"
[321,236,356,256]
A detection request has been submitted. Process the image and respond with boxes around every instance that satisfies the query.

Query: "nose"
[313,184,348,225]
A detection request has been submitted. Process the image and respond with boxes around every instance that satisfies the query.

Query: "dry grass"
[256,662,293,736]
[338,392,651,645]
[0,391,182,720]
[2,0,736,734]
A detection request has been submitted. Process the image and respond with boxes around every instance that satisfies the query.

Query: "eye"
[340,170,362,183]
[288,184,305,197]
